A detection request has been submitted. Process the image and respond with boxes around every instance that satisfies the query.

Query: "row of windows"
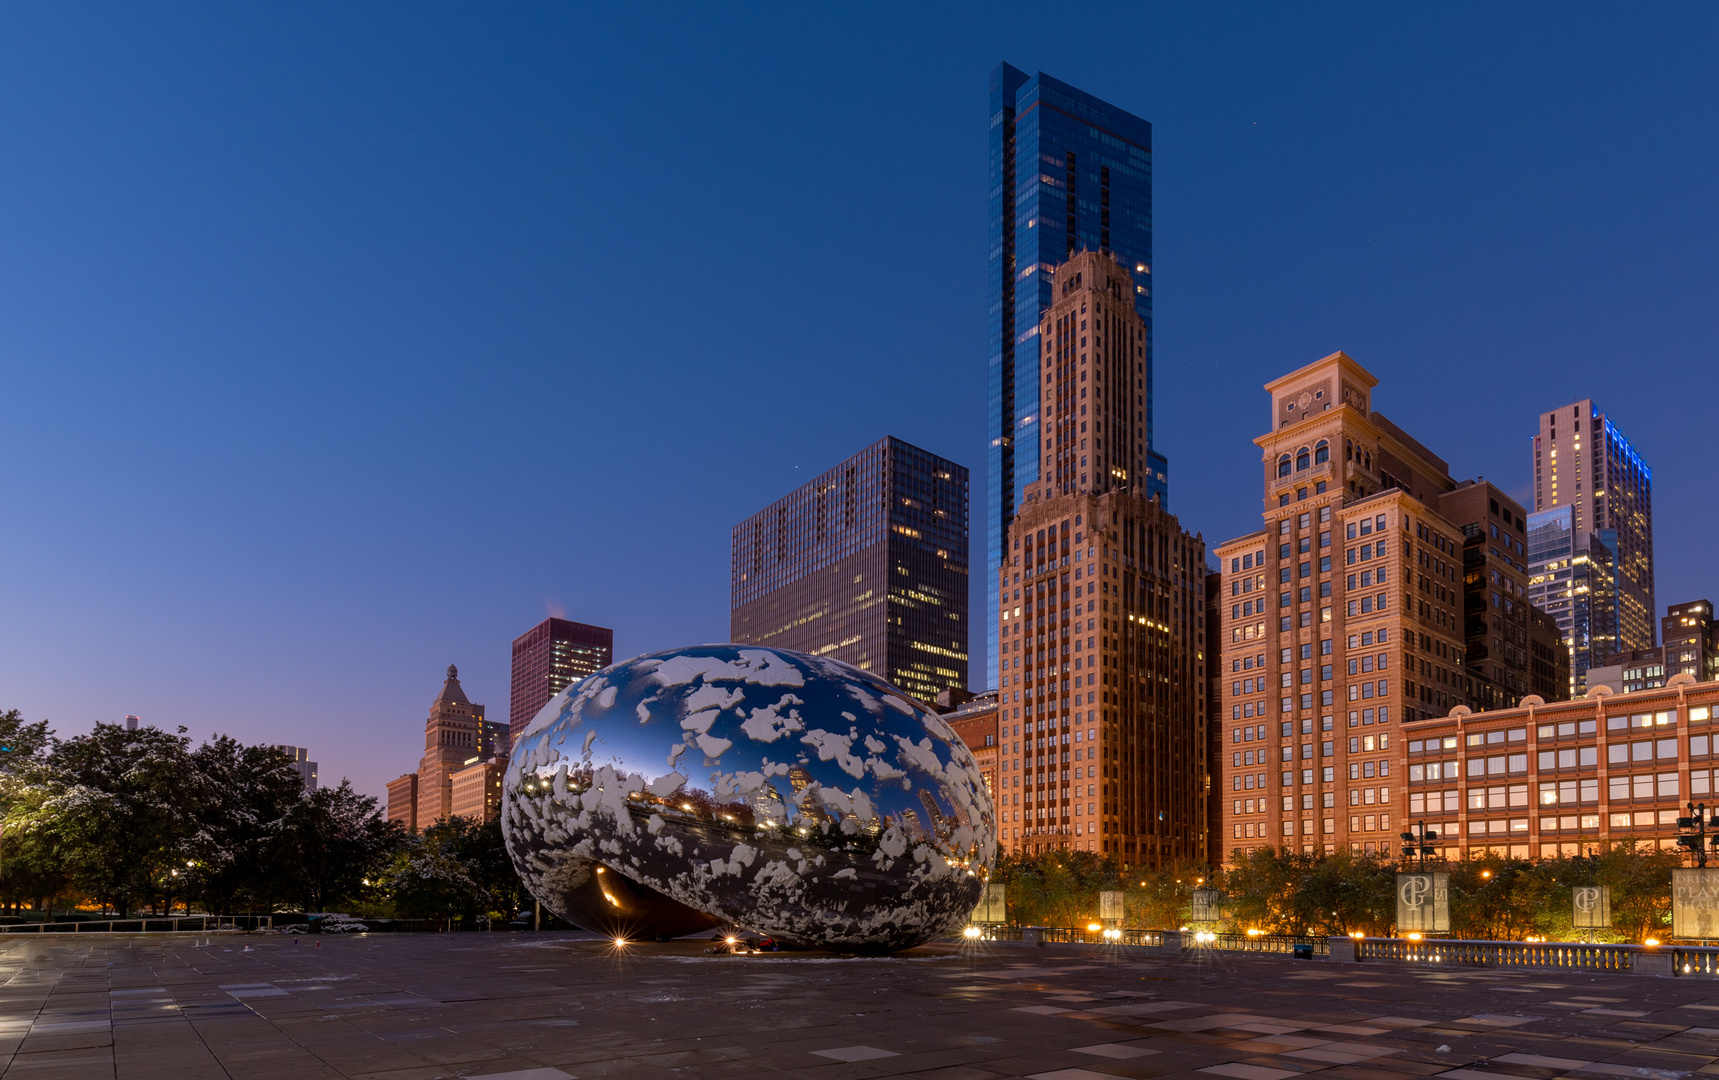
[1274,440,1331,477]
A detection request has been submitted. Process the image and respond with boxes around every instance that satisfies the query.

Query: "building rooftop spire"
[435,664,470,707]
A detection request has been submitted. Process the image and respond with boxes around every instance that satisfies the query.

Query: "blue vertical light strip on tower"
[986,62,1160,686]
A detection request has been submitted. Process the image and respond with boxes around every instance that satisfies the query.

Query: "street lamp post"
[1676,802,1719,867]
[1398,820,1439,867]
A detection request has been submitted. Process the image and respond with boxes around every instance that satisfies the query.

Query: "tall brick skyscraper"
[993,252,1208,866]
[509,618,613,749]
[1212,351,1562,863]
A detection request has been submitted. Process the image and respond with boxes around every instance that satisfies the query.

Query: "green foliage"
[1000,841,1688,941]
[0,709,407,918]
[1124,863,1210,930]
[991,850,1118,925]
[273,781,403,913]
[42,723,204,916]
[383,816,521,927]
[186,737,307,914]
[0,709,69,910]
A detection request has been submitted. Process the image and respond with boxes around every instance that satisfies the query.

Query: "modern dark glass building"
[1532,401,1654,653]
[509,617,614,749]
[731,436,968,703]
[1526,505,1619,695]
[988,62,1161,683]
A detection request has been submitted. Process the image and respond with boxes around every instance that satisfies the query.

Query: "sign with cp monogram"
[1572,885,1611,929]
[1672,869,1719,939]
[1099,890,1125,922]
[971,883,1006,924]
[1192,888,1221,922]
[1396,872,1450,933]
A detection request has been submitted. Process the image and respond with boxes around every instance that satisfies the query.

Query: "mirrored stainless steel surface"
[502,645,996,951]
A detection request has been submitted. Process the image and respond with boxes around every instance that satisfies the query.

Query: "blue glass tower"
[987,63,1162,683]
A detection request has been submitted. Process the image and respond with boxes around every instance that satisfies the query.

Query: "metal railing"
[1210,933,1328,956]
[967,926,1163,946]
[1028,927,1164,946]
[0,915,273,934]
[970,926,1327,951]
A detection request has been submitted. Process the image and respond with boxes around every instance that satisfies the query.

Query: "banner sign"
[1191,888,1221,922]
[1099,890,1125,922]
[1396,872,1450,933]
[1672,869,1719,939]
[971,883,1006,924]
[1572,885,1611,929]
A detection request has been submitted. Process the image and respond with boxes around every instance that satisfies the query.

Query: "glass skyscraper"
[1532,401,1654,652]
[730,436,968,704]
[988,62,1161,683]
[1526,504,1620,695]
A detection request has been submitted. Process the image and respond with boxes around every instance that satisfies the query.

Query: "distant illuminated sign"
[1396,873,1450,933]
[972,883,1006,924]
[1673,869,1719,939]
[1572,885,1611,929]
[1192,888,1221,922]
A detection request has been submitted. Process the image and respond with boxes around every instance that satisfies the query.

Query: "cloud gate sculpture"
[501,645,996,951]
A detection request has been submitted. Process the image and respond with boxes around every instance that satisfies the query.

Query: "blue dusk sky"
[3,4,1715,802]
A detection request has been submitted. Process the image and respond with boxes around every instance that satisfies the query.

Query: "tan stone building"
[1402,676,1719,859]
[1215,352,1471,861]
[386,665,506,831]
[449,758,504,824]
[993,251,1209,866]
[385,773,418,831]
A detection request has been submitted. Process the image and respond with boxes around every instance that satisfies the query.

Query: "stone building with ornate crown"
[991,251,1209,866]
[385,665,507,830]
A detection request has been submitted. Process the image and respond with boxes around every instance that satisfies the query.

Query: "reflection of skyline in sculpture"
[503,644,996,951]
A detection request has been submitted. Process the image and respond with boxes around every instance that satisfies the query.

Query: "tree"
[275,781,402,912]
[42,723,204,916]
[992,850,1121,926]
[0,709,66,913]
[384,816,522,928]
[1221,847,1309,933]
[1293,851,1395,935]
[185,737,306,915]
[1125,863,1210,930]
[1596,839,1678,941]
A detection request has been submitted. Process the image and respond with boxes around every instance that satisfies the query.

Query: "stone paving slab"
[0,934,1717,1078]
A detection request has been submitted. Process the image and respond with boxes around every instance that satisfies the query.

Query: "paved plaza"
[0,933,1716,1080]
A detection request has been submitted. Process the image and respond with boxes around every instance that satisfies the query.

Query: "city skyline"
[5,6,1719,806]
